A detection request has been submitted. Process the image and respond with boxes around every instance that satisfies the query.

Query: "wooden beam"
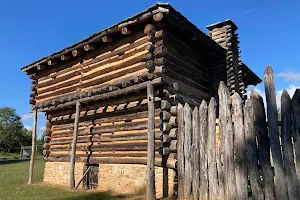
[61,54,72,61]
[72,49,84,57]
[37,64,46,70]
[28,110,37,184]
[84,44,96,52]
[146,82,156,200]
[144,24,156,36]
[102,36,112,43]
[121,27,132,35]
[47,59,58,66]
[70,102,81,189]
[153,13,164,22]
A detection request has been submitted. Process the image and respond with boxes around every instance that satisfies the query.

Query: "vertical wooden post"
[177,103,185,200]
[147,83,156,200]
[70,101,81,189]
[192,106,200,200]
[281,90,299,199]
[251,90,276,200]
[28,110,37,184]
[264,65,288,199]
[292,90,300,194]
[199,100,209,200]
[232,93,248,200]
[207,97,218,199]
[218,82,237,200]
[244,99,264,200]
[183,103,192,200]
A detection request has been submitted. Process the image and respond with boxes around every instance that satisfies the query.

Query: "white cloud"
[24,125,32,131]
[278,72,300,83]
[21,113,33,122]
[20,112,44,123]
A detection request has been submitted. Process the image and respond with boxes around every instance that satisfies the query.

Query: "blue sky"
[0,0,299,138]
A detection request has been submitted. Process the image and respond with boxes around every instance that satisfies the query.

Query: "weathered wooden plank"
[292,90,300,195]
[251,90,276,200]
[146,82,156,200]
[244,99,264,200]
[218,82,237,200]
[28,110,37,184]
[177,103,185,200]
[70,102,81,189]
[199,100,208,200]
[183,103,192,199]
[281,90,299,199]
[264,65,288,199]
[231,93,248,200]
[207,97,218,200]
[192,106,200,200]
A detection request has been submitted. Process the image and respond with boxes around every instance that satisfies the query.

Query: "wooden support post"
[147,83,156,200]
[70,101,81,189]
[28,110,37,184]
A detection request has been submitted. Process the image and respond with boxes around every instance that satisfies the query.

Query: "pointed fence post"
[147,83,156,200]
[244,99,264,200]
[264,65,288,199]
[70,101,81,189]
[183,103,192,200]
[177,103,185,200]
[199,100,209,200]
[292,89,300,194]
[218,82,237,200]
[207,98,218,199]
[281,90,299,199]
[28,110,37,184]
[251,90,276,200]
[192,106,200,200]
[232,93,248,200]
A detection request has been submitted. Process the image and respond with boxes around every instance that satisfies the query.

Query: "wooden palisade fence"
[175,65,300,200]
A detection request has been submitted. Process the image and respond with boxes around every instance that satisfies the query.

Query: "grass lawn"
[0,159,127,200]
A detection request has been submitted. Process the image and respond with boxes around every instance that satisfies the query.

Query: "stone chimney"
[207,20,246,99]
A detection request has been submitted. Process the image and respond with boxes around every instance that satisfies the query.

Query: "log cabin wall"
[207,20,247,100]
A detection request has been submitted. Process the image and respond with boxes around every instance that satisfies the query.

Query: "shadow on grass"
[0,159,29,165]
[54,191,126,200]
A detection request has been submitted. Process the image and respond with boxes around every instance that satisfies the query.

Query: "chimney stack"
[207,20,246,99]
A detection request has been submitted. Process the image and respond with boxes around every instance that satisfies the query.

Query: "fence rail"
[177,65,300,200]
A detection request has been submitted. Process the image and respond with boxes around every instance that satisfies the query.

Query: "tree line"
[0,107,33,153]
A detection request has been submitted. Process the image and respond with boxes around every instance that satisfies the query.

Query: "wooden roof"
[21,3,225,75]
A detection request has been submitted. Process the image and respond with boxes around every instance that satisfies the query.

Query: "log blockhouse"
[21,3,261,198]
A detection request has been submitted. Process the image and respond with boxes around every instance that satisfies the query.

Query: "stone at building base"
[43,162,85,188]
[43,162,176,198]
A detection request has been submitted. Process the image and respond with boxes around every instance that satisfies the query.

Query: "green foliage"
[0,107,31,152]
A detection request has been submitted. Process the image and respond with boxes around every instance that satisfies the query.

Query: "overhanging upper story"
[21,3,261,112]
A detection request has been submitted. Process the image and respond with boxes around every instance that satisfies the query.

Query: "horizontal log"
[60,54,72,61]
[121,27,132,35]
[84,44,96,52]
[44,136,51,143]
[37,35,149,87]
[144,24,156,36]
[153,12,164,21]
[46,156,177,169]
[102,36,112,42]
[72,49,84,57]
[52,119,161,138]
[36,78,162,112]
[160,122,173,132]
[50,132,161,145]
[160,134,172,143]
[50,140,162,152]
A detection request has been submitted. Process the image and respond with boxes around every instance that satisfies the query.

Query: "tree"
[0,107,31,152]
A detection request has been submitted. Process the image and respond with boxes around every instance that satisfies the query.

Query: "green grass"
[0,160,126,200]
